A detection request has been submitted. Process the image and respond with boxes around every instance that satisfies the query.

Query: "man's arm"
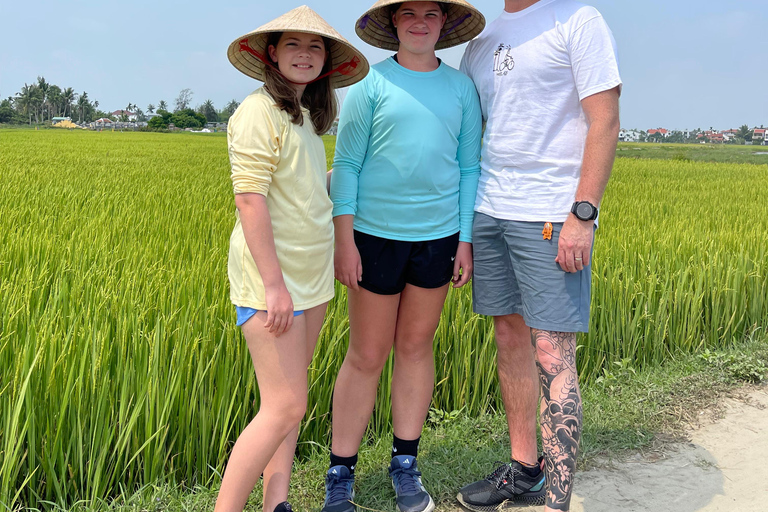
[556,87,620,273]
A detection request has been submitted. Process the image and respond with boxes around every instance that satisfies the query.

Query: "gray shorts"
[472,212,592,333]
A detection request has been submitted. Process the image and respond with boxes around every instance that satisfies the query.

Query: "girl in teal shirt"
[324,2,484,512]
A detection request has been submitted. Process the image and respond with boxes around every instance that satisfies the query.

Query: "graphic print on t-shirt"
[493,44,515,76]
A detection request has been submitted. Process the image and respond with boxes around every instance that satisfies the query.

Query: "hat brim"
[355,0,486,51]
[228,6,369,89]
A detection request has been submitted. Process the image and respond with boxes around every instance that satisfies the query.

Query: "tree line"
[0,78,241,128]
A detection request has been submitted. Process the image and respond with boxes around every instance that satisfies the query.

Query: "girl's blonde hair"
[264,32,338,135]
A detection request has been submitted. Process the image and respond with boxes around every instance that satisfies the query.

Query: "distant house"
[205,122,228,132]
[618,129,641,142]
[52,116,72,123]
[112,110,137,121]
[697,131,726,143]
[647,128,669,138]
[90,118,114,129]
[753,128,766,141]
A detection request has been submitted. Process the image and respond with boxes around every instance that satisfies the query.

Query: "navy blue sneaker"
[321,465,355,512]
[273,502,292,512]
[389,455,435,512]
[456,458,546,511]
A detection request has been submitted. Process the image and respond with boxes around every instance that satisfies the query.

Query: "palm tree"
[16,84,37,125]
[37,76,50,121]
[47,85,62,117]
[147,103,155,114]
[737,125,752,141]
[158,100,168,111]
[77,91,89,123]
[225,99,240,116]
[201,99,217,122]
[62,88,76,118]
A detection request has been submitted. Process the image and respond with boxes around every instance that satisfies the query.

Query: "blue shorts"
[235,307,304,327]
[471,213,594,333]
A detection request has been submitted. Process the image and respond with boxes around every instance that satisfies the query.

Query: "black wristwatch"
[571,201,599,221]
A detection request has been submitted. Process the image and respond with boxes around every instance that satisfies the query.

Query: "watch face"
[576,202,594,219]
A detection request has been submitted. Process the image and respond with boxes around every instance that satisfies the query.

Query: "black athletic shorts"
[353,230,460,295]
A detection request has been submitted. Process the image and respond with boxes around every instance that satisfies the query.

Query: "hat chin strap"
[239,39,360,86]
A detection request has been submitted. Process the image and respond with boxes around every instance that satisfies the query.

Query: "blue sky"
[1,1,766,130]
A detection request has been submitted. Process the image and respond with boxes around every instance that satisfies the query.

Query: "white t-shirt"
[460,0,622,222]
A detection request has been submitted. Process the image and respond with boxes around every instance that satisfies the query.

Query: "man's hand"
[555,216,593,273]
[264,283,294,336]
[452,241,473,288]
[334,239,362,290]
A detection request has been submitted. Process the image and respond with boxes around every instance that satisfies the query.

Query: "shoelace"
[485,461,519,490]
[326,474,354,504]
[391,466,423,496]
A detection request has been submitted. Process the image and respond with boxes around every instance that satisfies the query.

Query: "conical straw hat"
[356,0,485,51]
[228,5,369,88]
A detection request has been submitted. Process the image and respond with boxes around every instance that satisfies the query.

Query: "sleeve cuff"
[332,205,356,217]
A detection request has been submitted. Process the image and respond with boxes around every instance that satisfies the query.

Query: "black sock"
[330,452,358,475]
[516,458,542,477]
[392,435,420,459]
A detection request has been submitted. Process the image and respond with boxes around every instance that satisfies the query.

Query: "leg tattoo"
[532,329,582,511]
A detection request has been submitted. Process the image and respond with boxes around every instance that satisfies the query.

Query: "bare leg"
[331,288,400,457]
[391,284,450,440]
[262,304,328,511]
[214,312,311,512]
[494,314,539,465]
[532,329,581,512]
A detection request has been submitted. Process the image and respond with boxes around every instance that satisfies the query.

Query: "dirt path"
[571,388,768,512]
[447,386,768,512]
[569,387,768,512]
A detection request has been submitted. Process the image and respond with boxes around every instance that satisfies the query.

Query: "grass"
[616,141,768,165]
[46,330,768,512]
[1,129,767,509]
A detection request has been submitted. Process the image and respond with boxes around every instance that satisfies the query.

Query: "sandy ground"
[450,386,768,512]
[570,387,768,512]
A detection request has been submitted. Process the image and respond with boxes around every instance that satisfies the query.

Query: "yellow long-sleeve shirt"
[227,87,334,311]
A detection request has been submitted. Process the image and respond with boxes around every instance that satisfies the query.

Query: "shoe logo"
[404,458,410,464]
[332,469,337,474]
[531,477,545,492]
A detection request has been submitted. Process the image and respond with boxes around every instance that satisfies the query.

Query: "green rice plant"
[0,131,766,509]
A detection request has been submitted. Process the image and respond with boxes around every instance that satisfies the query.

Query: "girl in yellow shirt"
[215,8,368,512]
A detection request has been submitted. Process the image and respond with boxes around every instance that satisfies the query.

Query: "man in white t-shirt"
[457,1,621,511]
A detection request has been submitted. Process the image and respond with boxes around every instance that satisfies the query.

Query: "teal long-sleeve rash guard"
[330,57,482,244]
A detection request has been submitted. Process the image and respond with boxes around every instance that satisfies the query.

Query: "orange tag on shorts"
[542,222,553,241]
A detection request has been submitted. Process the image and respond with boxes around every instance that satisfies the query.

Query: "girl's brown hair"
[389,2,449,23]
[263,32,338,135]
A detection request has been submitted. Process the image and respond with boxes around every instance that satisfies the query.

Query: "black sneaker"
[273,502,292,512]
[456,458,546,511]
[321,465,356,512]
[389,455,435,512]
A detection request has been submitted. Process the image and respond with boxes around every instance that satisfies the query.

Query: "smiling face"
[267,32,328,87]
[392,2,447,55]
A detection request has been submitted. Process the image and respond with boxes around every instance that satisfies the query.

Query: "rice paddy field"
[1,130,767,509]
